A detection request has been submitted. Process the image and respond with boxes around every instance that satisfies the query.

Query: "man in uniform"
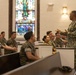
[54,32,64,47]
[67,11,76,47]
[0,31,7,45]
[20,31,40,66]
[5,32,18,54]
[67,10,76,69]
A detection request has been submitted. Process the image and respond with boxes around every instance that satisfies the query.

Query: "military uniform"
[67,21,76,69]
[0,38,7,45]
[20,41,36,66]
[5,38,17,54]
[67,21,76,47]
[49,40,56,48]
[54,38,63,47]
[0,38,7,55]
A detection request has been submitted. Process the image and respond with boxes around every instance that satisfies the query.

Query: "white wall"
[0,0,76,40]
[0,0,9,39]
[40,0,76,40]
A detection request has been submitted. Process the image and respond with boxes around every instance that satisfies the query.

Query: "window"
[9,0,40,40]
[16,0,35,36]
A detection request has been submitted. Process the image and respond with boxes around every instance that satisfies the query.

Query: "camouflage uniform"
[67,21,76,69]
[5,38,18,54]
[0,38,7,45]
[49,40,56,48]
[0,43,1,55]
[67,21,76,47]
[54,38,63,47]
[20,41,36,66]
[0,38,7,55]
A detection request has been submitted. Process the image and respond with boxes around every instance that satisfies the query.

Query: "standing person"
[20,31,40,66]
[67,10,76,47]
[5,32,18,54]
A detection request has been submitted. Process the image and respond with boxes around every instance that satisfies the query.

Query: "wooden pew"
[3,52,75,75]
[0,52,21,74]
[3,52,62,75]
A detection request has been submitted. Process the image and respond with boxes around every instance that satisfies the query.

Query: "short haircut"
[42,35,47,41]
[1,31,5,34]
[71,10,76,17]
[24,31,33,41]
[11,32,16,35]
[46,31,52,35]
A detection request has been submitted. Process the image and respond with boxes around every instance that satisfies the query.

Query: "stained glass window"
[16,0,35,36]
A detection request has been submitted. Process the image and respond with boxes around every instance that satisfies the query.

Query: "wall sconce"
[62,6,68,15]
[47,3,54,11]
[48,3,54,6]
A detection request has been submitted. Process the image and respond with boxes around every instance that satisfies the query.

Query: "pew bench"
[3,52,75,75]
[0,52,21,74]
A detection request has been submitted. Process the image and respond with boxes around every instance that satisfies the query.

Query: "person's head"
[46,31,53,39]
[42,35,50,43]
[70,10,76,21]
[55,33,61,39]
[11,32,16,39]
[24,31,35,42]
[51,34,55,40]
[1,31,5,38]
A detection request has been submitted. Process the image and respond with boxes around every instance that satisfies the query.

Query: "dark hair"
[46,31,52,35]
[11,32,16,35]
[24,31,33,41]
[55,32,60,36]
[71,10,76,17]
[42,35,47,41]
[1,31,5,34]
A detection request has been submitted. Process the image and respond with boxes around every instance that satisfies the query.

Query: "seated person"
[0,31,7,45]
[54,32,64,47]
[0,32,17,55]
[20,31,40,66]
[46,31,56,47]
[0,34,2,55]
[5,32,18,54]
[46,31,53,40]
[49,34,56,48]
[60,33,68,47]
[42,35,52,45]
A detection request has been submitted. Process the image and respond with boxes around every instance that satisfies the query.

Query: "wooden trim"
[37,0,40,40]
[9,0,40,40]
[9,0,13,38]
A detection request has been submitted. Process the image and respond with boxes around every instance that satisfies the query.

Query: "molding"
[37,0,40,40]
[9,0,13,38]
